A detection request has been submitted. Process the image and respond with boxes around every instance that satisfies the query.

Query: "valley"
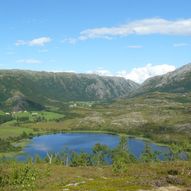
[0,64,191,190]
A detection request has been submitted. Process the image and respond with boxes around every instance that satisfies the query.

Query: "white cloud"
[29,37,51,46]
[87,64,176,83]
[53,70,77,73]
[86,68,112,76]
[16,37,51,46]
[64,18,191,43]
[173,43,189,47]
[33,143,50,152]
[16,59,42,64]
[127,45,143,49]
[64,70,76,73]
[116,64,176,83]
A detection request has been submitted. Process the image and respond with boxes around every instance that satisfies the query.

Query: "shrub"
[11,164,38,191]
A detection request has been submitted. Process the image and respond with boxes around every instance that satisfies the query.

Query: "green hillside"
[0,70,139,111]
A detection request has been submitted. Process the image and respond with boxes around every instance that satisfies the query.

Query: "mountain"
[131,63,191,96]
[3,91,44,112]
[0,70,139,111]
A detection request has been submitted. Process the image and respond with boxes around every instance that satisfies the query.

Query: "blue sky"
[0,0,191,83]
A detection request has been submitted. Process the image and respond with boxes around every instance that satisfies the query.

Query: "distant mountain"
[0,70,139,111]
[131,63,191,96]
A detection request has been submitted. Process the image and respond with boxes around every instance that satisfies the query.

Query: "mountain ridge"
[0,70,139,111]
[1,63,191,111]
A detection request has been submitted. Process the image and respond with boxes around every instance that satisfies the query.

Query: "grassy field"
[0,161,191,191]
[0,125,34,139]
[0,110,64,139]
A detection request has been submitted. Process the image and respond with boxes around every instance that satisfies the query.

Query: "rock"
[166,175,184,185]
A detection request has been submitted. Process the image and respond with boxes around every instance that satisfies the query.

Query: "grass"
[38,111,64,120]
[0,111,5,115]
[0,110,65,140]
[0,126,34,139]
[13,111,64,122]
[1,161,191,191]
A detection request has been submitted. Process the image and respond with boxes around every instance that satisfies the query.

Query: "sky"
[0,0,191,83]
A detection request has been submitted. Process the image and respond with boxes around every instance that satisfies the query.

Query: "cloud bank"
[64,18,191,43]
[87,64,176,83]
[86,68,112,76]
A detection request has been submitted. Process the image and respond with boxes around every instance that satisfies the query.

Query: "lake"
[17,132,170,161]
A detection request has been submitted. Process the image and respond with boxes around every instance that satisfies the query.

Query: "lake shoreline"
[14,131,170,161]
[0,128,170,158]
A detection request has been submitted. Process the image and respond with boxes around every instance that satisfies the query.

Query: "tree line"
[1,136,190,173]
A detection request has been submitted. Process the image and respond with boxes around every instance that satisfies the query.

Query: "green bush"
[12,164,38,191]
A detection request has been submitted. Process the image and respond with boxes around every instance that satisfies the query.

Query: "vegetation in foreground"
[0,136,191,190]
[0,161,191,191]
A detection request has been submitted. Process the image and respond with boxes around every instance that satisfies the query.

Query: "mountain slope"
[131,63,191,96]
[0,70,139,110]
